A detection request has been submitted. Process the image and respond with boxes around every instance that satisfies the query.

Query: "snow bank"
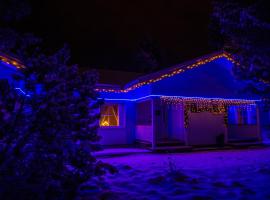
[88,148,270,199]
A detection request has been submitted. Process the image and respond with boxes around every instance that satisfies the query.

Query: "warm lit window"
[100,104,119,127]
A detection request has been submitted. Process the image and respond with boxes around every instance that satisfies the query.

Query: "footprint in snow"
[148,175,166,184]
[212,181,228,188]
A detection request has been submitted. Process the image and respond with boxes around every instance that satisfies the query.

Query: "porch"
[135,96,262,150]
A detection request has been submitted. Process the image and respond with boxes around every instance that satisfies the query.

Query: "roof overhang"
[95,51,238,93]
[0,53,25,69]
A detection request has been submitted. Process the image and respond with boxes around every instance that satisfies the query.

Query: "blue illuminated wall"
[98,100,137,145]
[0,61,23,88]
[0,62,17,81]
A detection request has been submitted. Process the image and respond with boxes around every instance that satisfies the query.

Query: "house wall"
[98,101,136,145]
[260,109,270,142]
[0,63,22,87]
[98,127,128,145]
[227,125,259,140]
[135,125,152,142]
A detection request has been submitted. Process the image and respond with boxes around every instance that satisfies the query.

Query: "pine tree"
[0,1,115,199]
[134,37,164,73]
[0,47,113,199]
[210,0,270,100]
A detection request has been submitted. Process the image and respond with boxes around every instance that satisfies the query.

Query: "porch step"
[228,142,262,148]
[157,139,185,147]
[135,139,185,148]
[228,137,262,147]
[228,137,259,143]
[152,146,192,152]
[135,140,152,148]
[94,148,151,158]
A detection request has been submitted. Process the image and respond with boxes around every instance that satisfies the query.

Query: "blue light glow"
[99,95,260,102]
[15,87,31,97]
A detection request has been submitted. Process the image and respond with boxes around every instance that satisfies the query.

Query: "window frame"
[99,103,123,128]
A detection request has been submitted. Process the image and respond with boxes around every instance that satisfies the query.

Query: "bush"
[0,49,113,199]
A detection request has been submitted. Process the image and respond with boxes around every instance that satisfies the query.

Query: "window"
[136,100,152,125]
[228,105,257,125]
[100,104,119,127]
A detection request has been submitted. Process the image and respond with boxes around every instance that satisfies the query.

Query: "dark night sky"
[23,0,214,71]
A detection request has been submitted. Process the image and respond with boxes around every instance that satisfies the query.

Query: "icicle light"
[160,96,256,128]
[160,96,256,106]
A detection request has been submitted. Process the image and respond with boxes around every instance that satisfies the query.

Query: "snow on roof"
[96,51,237,93]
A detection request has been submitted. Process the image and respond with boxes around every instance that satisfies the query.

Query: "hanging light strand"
[160,96,256,128]
[0,55,25,69]
[160,96,256,108]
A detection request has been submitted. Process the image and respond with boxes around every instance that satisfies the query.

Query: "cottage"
[0,51,268,149]
[96,52,264,149]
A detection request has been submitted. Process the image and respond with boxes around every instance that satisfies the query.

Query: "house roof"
[0,52,25,69]
[1,51,239,94]
[97,69,143,87]
[96,51,237,93]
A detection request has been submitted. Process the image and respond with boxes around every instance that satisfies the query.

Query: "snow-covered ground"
[91,148,270,200]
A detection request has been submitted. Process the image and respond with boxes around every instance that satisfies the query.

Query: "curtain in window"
[100,104,119,126]
[228,105,257,125]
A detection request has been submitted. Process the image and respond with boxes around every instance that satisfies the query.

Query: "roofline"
[0,52,25,69]
[99,94,260,103]
[1,51,240,93]
[95,51,238,93]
